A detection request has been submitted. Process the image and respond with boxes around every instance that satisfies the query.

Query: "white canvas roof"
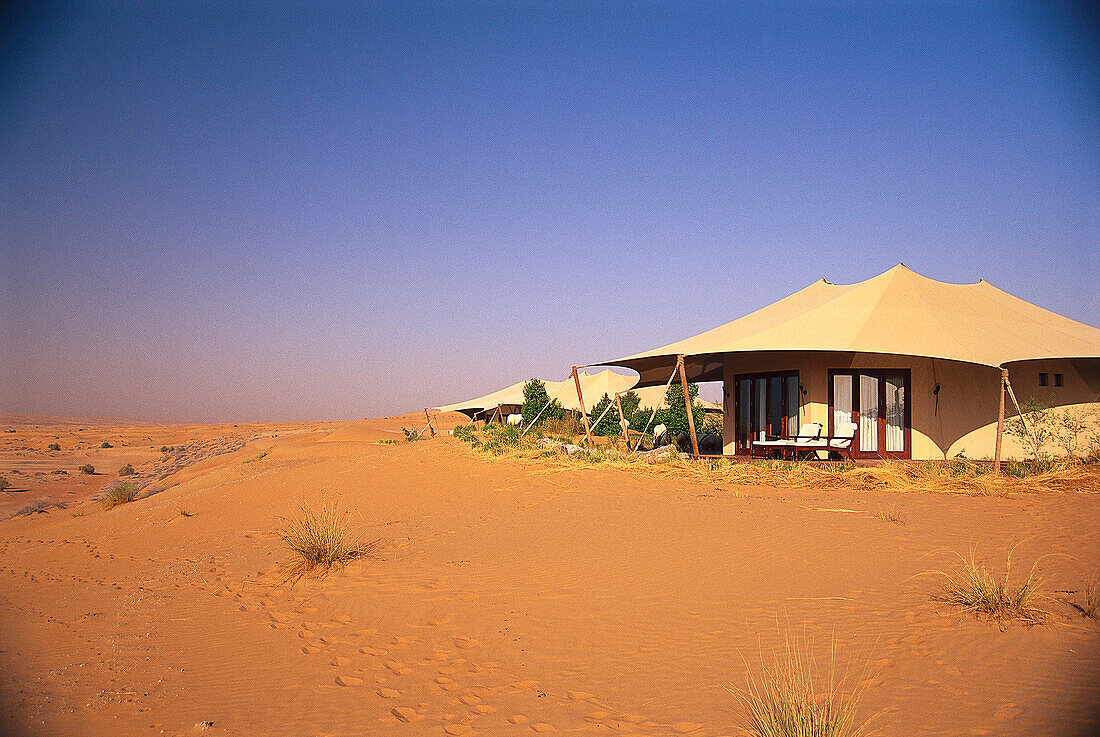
[597,264,1100,386]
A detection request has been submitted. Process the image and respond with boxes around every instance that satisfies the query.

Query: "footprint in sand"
[377,687,402,699]
[530,724,555,733]
[442,724,471,735]
[335,676,363,687]
[390,706,418,723]
[507,715,530,725]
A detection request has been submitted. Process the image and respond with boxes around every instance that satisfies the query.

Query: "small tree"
[655,380,705,436]
[589,394,619,436]
[1006,396,1054,460]
[521,378,563,428]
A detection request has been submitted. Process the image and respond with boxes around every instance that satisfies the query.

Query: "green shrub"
[653,380,706,436]
[47,442,60,451]
[453,425,478,444]
[117,463,135,476]
[100,441,112,449]
[521,378,564,427]
[402,427,420,442]
[160,446,170,453]
[78,464,95,475]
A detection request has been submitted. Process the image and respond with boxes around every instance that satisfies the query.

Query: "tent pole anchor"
[993,368,1007,474]
[677,354,700,457]
[572,366,594,448]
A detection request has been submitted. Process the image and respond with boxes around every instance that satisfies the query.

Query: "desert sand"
[1,412,1098,736]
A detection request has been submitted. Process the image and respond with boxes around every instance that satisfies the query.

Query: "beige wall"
[721,352,1100,460]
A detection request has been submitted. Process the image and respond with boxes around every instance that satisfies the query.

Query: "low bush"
[78,464,95,475]
[100,480,140,509]
[101,441,112,449]
[936,549,1046,625]
[279,502,380,580]
[160,445,170,453]
[118,463,135,476]
[732,632,875,737]
[47,442,60,451]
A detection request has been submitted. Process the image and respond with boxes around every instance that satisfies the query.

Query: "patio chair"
[750,423,822,459]
[792,421,857,461]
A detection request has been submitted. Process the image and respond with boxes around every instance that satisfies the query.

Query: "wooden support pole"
[993,368,1007,474]
[572,366,594,448]
[422,408,436,438]
[613,392,629,438]
[677,354,700,457]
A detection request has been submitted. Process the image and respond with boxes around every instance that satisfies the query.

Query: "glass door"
[733,371,800,454]
[830,369,910,459]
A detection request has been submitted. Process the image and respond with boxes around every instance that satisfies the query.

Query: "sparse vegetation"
[450,425,1100,494]
[402,427,420,442]
[935,549,1046,625]
[118,463,135,476]
[876,504,905,524]
[10,497,65,518]
[78,464,95,475]
[279,502,380,580]
[242,452,267,463]
[177,506,194,518]
[1081,579,1099,620]
[160,445,170,453]
[47,442,60,451]
[100,480,141,509]
[732,632,875,737]
[101,441,113,448]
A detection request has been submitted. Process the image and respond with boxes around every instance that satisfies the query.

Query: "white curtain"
[832,374,852,435]
[756,379,766,440]
[786,377,799,436]
[885,375,905,452]
[859,374,879,452]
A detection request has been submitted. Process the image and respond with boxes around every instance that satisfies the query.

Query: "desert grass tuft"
[935,548,1046,625]
[100,480,141,509]
[176,506,194,518]
[732,631,875,737]
[1082,579,1100,620]
[10,497,65,518]
[876,504,905,524]
[279,502,380,581]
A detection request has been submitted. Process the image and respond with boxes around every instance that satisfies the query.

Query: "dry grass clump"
[732,633,875,737]
[10,497,66,518]
[876,504,905,524]
[1081,579,1100,620]
[279,502,380,581]
[935,549,1046,625]
[451,428,1100,495]
[100,480,141,509]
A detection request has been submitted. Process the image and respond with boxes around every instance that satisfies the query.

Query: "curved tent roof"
[596,264,1100,386]
[435,369,638,417]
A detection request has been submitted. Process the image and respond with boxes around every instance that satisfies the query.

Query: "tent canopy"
[595,264,1100,386]
[435,369,638,417]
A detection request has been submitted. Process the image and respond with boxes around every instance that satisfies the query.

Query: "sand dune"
[0,414,1098,736]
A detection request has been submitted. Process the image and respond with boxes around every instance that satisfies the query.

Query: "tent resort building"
[597,265,1100,461]
[436,369,638,423]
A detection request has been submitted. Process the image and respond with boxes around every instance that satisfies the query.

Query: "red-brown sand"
[1,413,1098,736]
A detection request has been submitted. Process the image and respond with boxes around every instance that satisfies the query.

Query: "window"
[1054,373,1064,387]
[1039,373,1048,386]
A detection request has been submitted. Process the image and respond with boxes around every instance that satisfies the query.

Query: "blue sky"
[1,1,1097,422]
